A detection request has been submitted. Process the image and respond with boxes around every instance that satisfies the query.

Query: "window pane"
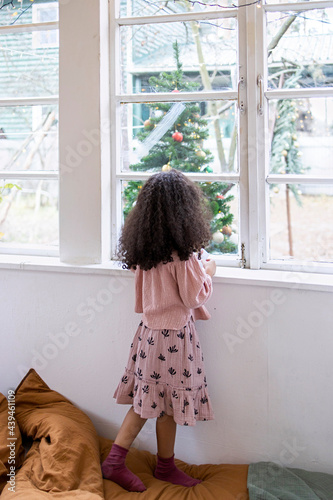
[200,181,239,255]
[119,0,234,18]
[0,105,58,172]
[267,8,333,89]
[0,30,59,98]
[120,19,237,94]
[120,101,238,173]
[269,183,333,262]
[0,0,58,27]
[269,97,333,176]
[121,180,239,255]
[0,178,58,246]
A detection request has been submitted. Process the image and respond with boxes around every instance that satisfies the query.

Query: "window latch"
[257,74,264,116]
[237,76,245,114]
[240,243,246,269]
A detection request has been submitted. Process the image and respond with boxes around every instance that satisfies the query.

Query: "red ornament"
[172,131,183,142]
[172,89,180,93]
[216,194,224,199]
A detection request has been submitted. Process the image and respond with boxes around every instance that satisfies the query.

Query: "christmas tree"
[270,71,308,255]
[123,41,237,254]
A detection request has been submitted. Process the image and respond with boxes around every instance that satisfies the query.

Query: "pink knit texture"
[134,252,212,330]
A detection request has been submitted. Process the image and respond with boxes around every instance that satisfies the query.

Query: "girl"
[102,169,216,492]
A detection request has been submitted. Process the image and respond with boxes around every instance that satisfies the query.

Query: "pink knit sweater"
[133,252,213,329]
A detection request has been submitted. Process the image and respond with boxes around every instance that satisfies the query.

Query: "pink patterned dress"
[113,252,215,426]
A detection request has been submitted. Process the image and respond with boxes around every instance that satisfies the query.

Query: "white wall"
[1,267,333,474]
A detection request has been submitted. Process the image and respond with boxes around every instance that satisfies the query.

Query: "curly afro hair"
[117,169,212,270]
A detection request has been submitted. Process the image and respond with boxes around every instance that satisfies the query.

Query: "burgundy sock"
[101,443,146,492]
[154,454,202,487]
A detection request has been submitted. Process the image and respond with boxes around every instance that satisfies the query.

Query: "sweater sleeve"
[173,254,213,309]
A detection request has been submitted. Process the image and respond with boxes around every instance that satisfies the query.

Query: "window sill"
[0,254,332,292]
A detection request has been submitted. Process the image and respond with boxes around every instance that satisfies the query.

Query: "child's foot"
[154,454,202,487]
[101,443,146,492]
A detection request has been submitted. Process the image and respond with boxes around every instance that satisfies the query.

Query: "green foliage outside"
[270,71,309,203]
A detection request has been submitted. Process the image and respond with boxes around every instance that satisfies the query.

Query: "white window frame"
[110,0,333,275]
[110,0,249,269]
[257,0,333,274]
[0,17,59,257]
[1,0,332,277]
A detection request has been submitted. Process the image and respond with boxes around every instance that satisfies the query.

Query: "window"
[0,0,59,255]
[111,0,246,268]
[1,0,332,275]
[111,0,333,274]
[259,2,333,273]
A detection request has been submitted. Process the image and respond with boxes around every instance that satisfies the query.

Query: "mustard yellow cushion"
[100,437,249,500]
[1,369,103,499]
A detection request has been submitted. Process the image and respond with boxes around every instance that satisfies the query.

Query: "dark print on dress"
[168,345,178,353]
[182,399,190,413]
[139,321,143,326]
[114,318,214,426]
[159,411,165,418]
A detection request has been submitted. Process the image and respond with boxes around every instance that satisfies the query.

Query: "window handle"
[257,74,264,116]
[237,76,245,114]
